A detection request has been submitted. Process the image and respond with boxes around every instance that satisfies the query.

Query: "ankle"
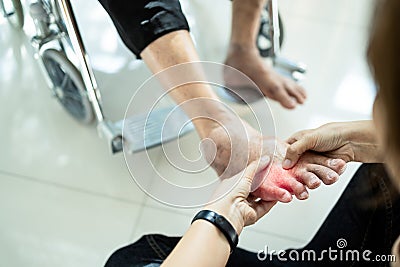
[227,43,259,57]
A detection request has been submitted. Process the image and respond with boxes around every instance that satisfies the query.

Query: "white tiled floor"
[0,172,142,267]
[0,0,375,266]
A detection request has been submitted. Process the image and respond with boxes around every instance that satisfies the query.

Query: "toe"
[273,187,293,203]
[253,186,292,203]
[298,85,307,99]
[305,155,346,175]
[297,171,321,189]
[307,164,339,185]
[287,179,309,200]
[328,159,347,175]
[268,86,297,109]
[285,83,306,104]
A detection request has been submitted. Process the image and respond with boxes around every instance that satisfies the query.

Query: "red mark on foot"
[252,163,299,203]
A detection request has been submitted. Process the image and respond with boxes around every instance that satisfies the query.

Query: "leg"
[140,29,224,133]
[104,234,180,267]
[96,0,242,161]
[104,234,263,267]
[296,163,400,266]
[97,0,190,58]
[104,165,400,266]
[224,0,307,109]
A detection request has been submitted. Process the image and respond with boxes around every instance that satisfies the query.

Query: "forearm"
[141,30,231,138]
[162,204,245,267]
[162,159,274,266]
[161,221,231,267]
[342,120,383,162]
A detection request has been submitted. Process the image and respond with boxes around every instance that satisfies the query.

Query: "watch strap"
[191,210,239,253]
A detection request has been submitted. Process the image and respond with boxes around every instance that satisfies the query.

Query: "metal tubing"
[268,0,281,57]
[55,0,105,122]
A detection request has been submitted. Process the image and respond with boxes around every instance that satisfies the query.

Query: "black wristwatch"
[191,210,239,253]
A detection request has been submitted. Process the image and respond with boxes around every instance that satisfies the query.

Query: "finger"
[251,167,267,192]
[244,155,271,187]
[283,136,317,169]
[286,130,310,144]
[253,186,292,203]
[307,164,339,185]
[286,179,309,200]
[251,200,277,219]
[295,171,321,189]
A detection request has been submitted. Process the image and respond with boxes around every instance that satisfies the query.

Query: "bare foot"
[201,117,264,179]
[224,46,307,109]
[251,138,346,202]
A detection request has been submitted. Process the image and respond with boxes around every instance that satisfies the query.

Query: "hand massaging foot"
[251,138,346,202]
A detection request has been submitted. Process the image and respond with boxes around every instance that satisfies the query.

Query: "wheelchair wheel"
[257,5,284,57]
[41,49,94,124]
[0,0,24,29]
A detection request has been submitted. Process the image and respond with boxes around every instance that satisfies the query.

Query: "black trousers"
[97,0,189,58]
[104,164,400,267]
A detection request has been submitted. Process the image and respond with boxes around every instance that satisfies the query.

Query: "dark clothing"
[104,164,400,267]
[97,0,189,58]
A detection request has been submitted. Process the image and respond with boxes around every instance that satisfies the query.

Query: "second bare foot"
[224,46,307,109]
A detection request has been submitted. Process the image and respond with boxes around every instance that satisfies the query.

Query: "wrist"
[204,203,245,235]
[192,210,239,253]
[344,121,382,162]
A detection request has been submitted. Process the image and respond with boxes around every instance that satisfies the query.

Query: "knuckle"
[286,146,299,156]
[305,134,318,148]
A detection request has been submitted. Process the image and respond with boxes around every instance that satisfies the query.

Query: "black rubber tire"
[41,49,94,124]
[0,0,24,29]
[257,5,284,58]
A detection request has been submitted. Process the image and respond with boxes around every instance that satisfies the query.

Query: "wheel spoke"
[63,90,82,101]
[63,81,84,101]
[47,61,63,86]
[60,74,69,89]
[69,100,83,113]
[42,49,92,123]
[61,98,84,119]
